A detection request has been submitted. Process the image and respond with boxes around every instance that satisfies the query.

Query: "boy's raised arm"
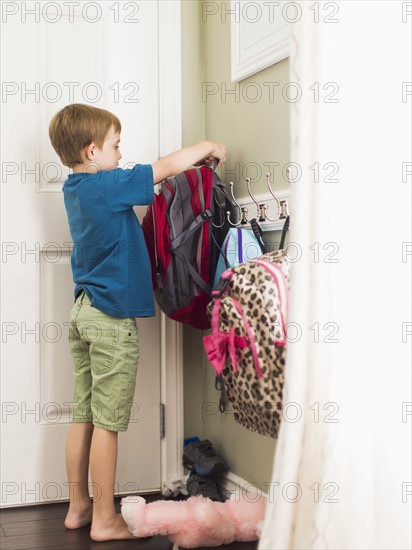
[151,141,227,184]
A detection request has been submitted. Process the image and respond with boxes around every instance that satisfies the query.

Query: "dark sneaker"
[186,473,224,502]
[183,439,228,476]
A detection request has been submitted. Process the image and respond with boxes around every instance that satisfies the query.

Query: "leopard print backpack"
[203,250,289,438]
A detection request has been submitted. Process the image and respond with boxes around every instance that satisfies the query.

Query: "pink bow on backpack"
[203,266,266,378]
[203,325,248,376]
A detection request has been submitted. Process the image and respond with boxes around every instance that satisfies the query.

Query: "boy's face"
[92,125,122,171]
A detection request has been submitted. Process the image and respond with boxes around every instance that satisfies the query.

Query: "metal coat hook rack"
[225,173,290,227]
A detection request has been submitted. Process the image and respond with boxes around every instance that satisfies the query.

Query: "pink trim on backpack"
[221,269,233,280]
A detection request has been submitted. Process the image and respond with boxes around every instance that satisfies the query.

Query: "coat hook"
[280,200,290,218]
[226,182,248,226]
[246,178,266,222]
[263,173,281,222]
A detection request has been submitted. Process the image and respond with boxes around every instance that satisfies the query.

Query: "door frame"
[158,0,184,492]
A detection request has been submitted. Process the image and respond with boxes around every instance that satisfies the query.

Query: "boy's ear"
[83,142,96,162]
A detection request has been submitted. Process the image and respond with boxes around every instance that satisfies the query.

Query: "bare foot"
[65,504,93,529]
[90,513,135,541]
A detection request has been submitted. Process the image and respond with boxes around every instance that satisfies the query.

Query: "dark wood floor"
[0,494,258,550]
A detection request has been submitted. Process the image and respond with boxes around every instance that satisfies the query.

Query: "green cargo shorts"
[68,291,139,432]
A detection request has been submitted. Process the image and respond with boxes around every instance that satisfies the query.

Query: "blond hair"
[49,104,121,167]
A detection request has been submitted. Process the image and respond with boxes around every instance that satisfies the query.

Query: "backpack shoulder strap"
[279,215,290,250]
[250,218,267,254]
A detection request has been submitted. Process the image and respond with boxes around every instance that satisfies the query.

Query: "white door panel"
[1,1,163,507]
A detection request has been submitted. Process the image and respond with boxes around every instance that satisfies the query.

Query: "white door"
[0,1,177,507]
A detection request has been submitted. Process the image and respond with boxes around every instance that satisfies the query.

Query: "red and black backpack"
[142,165,235,329]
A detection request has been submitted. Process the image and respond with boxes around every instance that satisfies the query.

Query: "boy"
[49,103,226,541]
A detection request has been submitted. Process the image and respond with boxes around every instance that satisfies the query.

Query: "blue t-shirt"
[63,164,155,318]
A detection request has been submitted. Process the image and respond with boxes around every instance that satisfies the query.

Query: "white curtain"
[259,2,411,549]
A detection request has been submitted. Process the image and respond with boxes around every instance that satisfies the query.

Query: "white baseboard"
[221,471,268,500]
[162,470,269,501]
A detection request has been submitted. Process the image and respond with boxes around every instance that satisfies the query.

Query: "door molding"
[158,0,184,491]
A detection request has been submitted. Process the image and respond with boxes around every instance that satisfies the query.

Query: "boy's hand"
[195,150,225,168]
[195,156,214,167]
[208,142,227,167]
[152,141,227,184]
